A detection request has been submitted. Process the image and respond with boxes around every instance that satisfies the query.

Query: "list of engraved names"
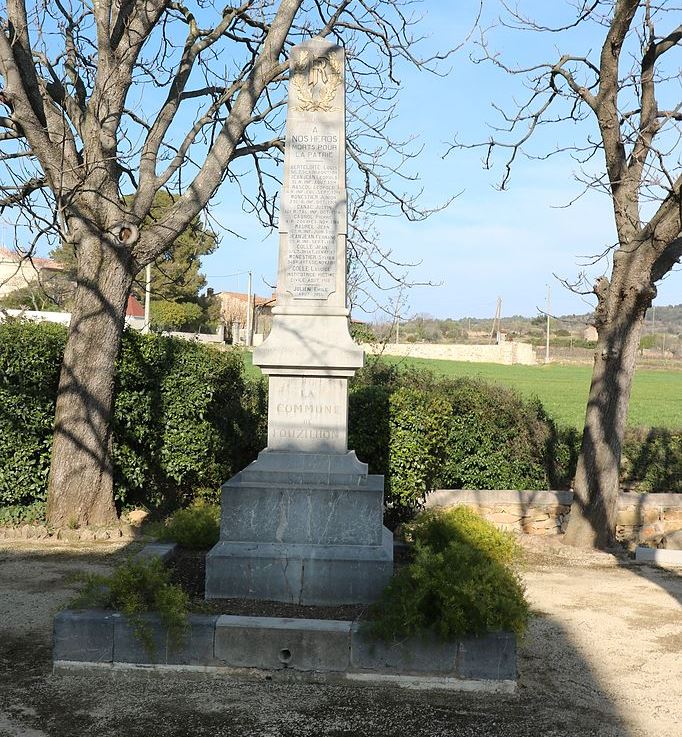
[284,124,339,299]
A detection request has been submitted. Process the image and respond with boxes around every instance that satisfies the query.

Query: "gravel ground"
[0,536,680,737]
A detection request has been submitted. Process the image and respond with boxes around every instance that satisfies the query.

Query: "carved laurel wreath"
[292,50,342,112]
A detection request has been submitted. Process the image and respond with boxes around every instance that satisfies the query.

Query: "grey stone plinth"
[205,527,393,605]
[113,614,217,666]
[238,450,369,487]
[53,610,114,663]
[214,615,351,671]
[350,626,459,674]
[218,478,384,546]
[134,543,177,562]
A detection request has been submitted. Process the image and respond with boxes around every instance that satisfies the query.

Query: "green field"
[242,350,682,430]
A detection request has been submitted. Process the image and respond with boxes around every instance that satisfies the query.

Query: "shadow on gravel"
[0,545,638,737]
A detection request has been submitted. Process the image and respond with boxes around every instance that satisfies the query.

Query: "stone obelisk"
[205,37,393,605]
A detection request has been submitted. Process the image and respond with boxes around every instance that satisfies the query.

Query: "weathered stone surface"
[206,527,393,605]
[135,543,177,562]
[457,633,517,680]
[616,508,660,526]
[350,625,459,674]
[488,512,523,525]
[218,479,384,546]
[214,616,351,671]
[113,614,217,666]
[53,610,114,663]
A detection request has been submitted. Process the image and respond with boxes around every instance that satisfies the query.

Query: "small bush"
[368,507,529,641]
[622,428,682,492]
[350,361,577,512]
[404,507,523,566]
[71,557,189,654]
[157,503,220,549]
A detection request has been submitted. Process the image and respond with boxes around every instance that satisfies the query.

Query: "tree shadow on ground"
[0,544,639,737]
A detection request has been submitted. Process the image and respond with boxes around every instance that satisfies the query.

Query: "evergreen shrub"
[71,557,188,654]
[0,321,265,522]
[368,507,529,641]
[349,360,579,512]
[157,502,221,549]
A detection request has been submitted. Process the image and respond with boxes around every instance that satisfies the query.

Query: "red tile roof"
[126,294,145,317]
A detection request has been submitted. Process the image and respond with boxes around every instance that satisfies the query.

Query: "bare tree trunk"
[46,235,135,527]
[564,296,646,548]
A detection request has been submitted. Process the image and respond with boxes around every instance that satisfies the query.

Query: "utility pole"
[245,270,253,347]
[489,297,502,344]
[545,285,551,364]
[143,263,151,334]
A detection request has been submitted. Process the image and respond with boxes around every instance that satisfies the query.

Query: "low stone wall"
[0,524,139,542]
[425,490,682,544]
[362,341,536,366]
[53,610,517,690]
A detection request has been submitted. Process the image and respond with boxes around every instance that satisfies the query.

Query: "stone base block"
[238,450,370,487]
[205,527,393,605]
[219,477,384,546]
[214,616,351,671]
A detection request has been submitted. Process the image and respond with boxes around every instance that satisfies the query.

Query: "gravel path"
[0,537,680,737]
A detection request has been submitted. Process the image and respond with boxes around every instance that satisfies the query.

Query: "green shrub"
[350,361,577,511]
[368,507,529,641]
[622,428,682,492]
[71,557,189,654]
[113,331,259,511]
[404,506,523,566]
[0,320,65,518]
[0,321,265,521]
[157,503,221,549]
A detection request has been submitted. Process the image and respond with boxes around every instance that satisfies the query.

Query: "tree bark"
[564,291,647,548]
[46,232,136,527]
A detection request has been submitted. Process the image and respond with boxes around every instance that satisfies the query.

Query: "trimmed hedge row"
[1,322,680,525]
[348,361,579,511]
[0,321,265,523]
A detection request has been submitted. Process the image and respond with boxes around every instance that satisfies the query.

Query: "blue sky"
[202,1,682,321]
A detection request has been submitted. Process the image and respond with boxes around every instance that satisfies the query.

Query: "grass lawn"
[240,349,682,430]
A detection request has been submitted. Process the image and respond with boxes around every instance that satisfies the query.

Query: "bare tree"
[0,0,451,526]
[451,0,682,547]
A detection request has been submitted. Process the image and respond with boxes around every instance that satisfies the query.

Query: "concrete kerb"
[635,546,682,566]
[53,541,517,691]
[53,610,517,692]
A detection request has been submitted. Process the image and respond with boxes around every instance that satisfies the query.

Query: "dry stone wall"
[363,342,536,366]
[426,489,682,545]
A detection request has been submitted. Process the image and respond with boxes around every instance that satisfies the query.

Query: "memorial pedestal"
[205,37,393,606]
[205,451,393,605]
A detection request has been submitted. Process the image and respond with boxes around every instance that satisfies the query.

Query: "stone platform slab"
[205,527,394,605]
[53,610,517,692]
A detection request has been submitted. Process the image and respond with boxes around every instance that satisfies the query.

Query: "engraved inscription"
[284,123,340,299]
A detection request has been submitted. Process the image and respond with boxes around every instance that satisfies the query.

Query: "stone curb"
[635,546,682,566]
[53,610,517,691]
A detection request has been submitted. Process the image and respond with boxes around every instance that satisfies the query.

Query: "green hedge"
[0,321,64,524]
[0,321,265,522]
[348,361,579,512]
[622,428,682,492]
[2,323,680,526]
